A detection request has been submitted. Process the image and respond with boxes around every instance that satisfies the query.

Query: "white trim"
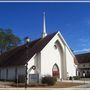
[57,31,75,58]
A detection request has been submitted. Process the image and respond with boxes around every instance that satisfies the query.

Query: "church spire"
[42,12,47,38]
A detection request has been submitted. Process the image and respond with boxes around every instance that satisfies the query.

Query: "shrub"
[41,75,56,86]
[73,76,80,80]
[69,76,73,80]
[53,77,57,82]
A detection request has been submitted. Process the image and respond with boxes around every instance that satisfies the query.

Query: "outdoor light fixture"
[24,37,30,90]
[24,37,30,43]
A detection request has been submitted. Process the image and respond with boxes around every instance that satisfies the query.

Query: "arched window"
[52,64,59,78]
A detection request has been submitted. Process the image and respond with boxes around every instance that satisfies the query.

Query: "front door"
[52,64,59,78]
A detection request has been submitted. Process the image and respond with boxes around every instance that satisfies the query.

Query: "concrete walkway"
[61,80,90,88]
[61,80,90,84]
[71,83,90,88]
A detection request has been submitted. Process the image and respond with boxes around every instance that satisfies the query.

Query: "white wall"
[66,47,76,77]
[40,34,65,79]
[27,54,41,84]
[39,32,76,79]
[27,56,35,74]
[34,53,41,74]
[27,53,41,75]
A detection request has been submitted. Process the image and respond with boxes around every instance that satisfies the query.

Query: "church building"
[0,13,77,84]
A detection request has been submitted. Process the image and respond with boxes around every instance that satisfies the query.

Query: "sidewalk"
[61,80,90,84]
[61,79,90,88]
[71,83,90,88]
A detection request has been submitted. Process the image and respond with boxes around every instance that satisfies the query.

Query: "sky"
[0,2,90,54]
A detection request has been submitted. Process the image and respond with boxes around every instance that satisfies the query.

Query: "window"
[83,64,85,67]
[54,44,57,49]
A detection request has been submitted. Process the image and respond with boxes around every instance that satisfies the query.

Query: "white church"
[0,13,77,84]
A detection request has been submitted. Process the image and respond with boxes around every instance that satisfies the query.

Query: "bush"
[69,76,73,80]
[53,77,57,82]
[73,76,80,80]
[41,75,56,86]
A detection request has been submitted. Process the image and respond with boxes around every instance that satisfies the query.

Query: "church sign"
[29,74,39,83]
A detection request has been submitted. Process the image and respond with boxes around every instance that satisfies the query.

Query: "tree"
[0,28,21,54]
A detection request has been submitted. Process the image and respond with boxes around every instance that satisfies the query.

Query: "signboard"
[29,74,39,83]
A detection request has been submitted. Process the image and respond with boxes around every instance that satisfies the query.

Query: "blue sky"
[0,2,90,54]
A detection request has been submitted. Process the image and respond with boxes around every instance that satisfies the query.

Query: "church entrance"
[52,64,59,78]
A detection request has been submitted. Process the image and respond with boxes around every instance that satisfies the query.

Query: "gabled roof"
[0,32,57,67]
[75,52,90,63]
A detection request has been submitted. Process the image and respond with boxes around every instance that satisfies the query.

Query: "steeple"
[42,12,47,38]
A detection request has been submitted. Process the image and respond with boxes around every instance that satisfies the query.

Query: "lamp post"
[24,37,30,90]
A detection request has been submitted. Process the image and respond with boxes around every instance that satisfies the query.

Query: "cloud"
[74,38,90,54]
[79,38,89,42]
[74,48,90,54]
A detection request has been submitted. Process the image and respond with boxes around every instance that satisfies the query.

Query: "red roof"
[0,32,57,67]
